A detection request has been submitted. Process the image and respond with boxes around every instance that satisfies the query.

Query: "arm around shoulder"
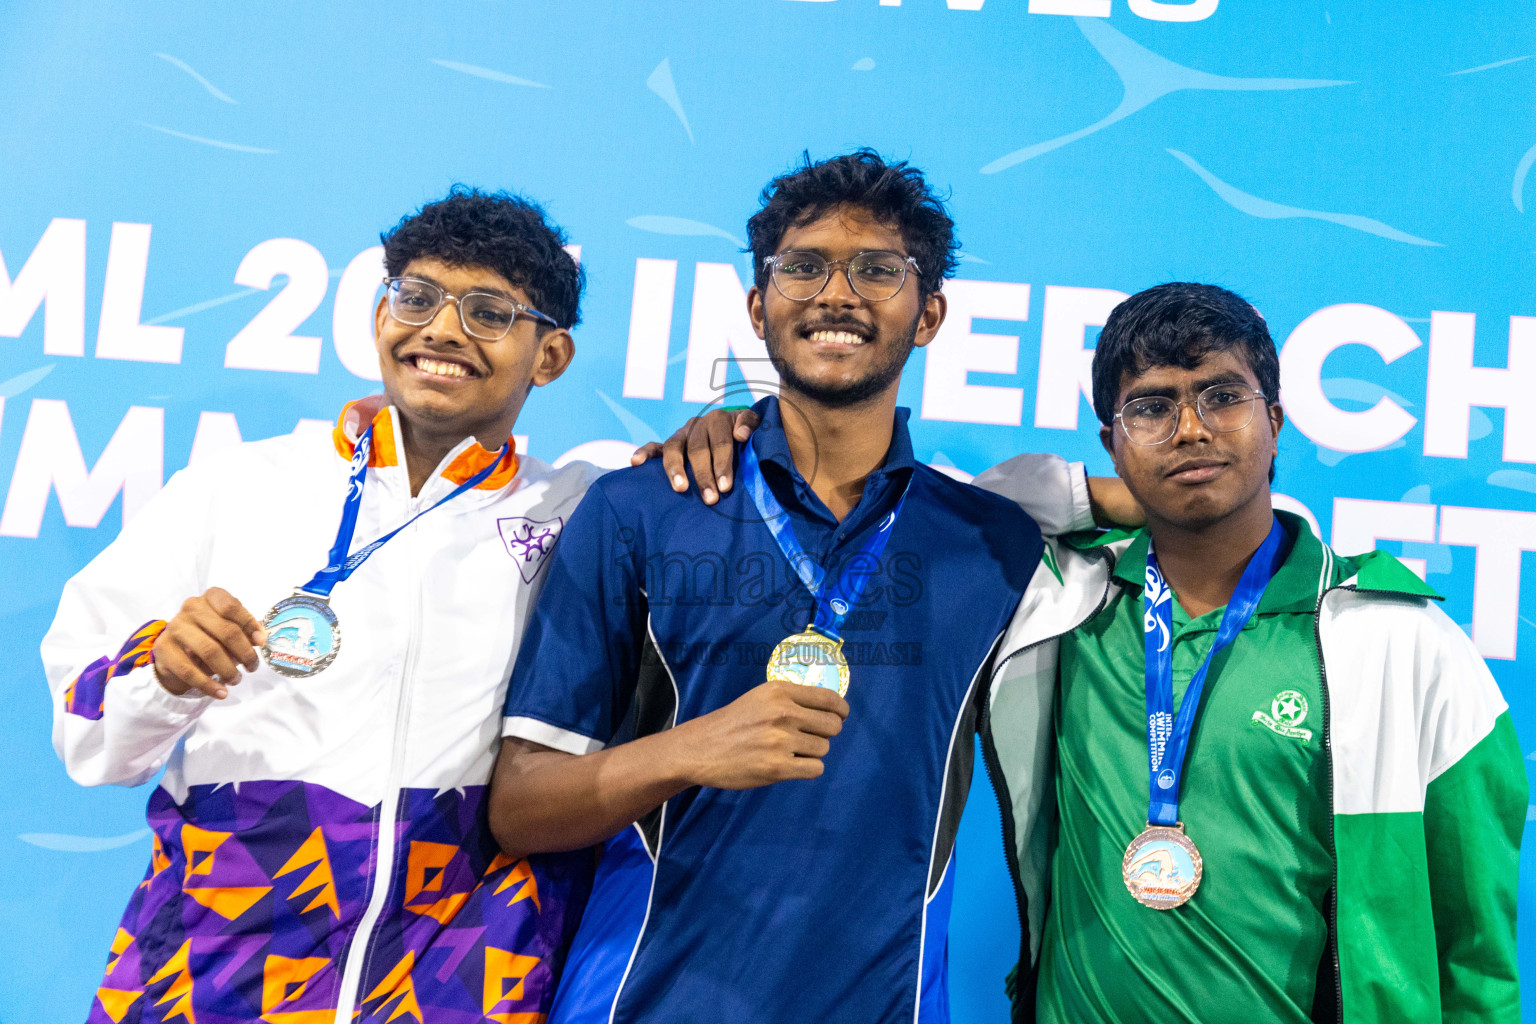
[973,453,1130,536]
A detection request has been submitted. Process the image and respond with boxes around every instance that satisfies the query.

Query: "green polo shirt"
[1038,518,1334,1023]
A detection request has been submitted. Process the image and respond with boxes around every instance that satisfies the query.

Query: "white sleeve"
[972,453,1096,537]
[40,464,218,787]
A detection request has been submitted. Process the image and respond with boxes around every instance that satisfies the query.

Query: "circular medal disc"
[261,592,341,679]
[766,629,850,697]
[1123,823,1203,909]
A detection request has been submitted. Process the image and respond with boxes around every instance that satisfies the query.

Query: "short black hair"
[381,185,584,329]
[746,149,958,301]
[1091,282,1279,425]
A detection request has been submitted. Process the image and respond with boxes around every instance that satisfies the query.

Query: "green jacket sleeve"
[1421,711,1525,1023]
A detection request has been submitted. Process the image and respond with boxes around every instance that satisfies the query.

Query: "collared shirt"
[749,393,920,563]
[503,396,1044,1024]
[1039,517,1333,1023]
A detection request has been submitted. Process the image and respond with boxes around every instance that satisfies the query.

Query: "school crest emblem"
[1252,689,1313,743]
[497,517,563,583]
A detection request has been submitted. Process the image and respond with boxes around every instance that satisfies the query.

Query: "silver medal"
[260,591,341,678]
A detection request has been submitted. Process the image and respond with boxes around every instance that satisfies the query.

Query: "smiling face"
[373,257,573,450]
[1100,349,1284,532]
[747,205,945,409]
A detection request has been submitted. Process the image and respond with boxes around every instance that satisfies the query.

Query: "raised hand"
[151,587,267,699]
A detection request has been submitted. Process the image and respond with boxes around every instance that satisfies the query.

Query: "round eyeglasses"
[383,276,557,340]
[763,250,919,302]
[1115,383,1270,446]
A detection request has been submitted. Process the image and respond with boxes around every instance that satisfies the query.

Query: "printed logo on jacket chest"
[1252,689,1313,743]
[498,517,563,583]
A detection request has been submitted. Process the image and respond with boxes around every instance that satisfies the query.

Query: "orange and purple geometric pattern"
[86,780,592,1024]
[63,620,166,721]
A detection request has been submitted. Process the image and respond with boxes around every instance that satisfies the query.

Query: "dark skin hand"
[632,407,1146,529]
[489,680,848,860]
[630,407,761,502]
[151,587,267,699]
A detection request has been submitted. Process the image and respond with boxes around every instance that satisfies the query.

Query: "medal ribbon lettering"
[299,424,510,598]
[1142,516,1286,826]
[739,441,910,642]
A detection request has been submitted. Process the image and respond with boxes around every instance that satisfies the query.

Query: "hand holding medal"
[151,587,267,700]
[669,679,849,790]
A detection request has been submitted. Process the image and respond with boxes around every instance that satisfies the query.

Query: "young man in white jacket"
[43,188,605,1023]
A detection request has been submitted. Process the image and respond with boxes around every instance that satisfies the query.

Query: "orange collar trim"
[441,441,519,490]
[332,400,519,491]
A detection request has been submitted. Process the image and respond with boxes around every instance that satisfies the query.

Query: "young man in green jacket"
[978,281,1524,1023]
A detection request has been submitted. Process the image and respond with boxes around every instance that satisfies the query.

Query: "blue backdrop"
[3,2,1534,1021]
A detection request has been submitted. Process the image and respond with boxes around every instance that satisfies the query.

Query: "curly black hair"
[746,150,958,301]
[1091,282,1279,427]
[381,185,584,329]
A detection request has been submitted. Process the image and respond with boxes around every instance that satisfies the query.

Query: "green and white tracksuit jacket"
[977,456,1525,1024]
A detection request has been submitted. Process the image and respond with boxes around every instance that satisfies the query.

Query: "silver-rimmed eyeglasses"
[1116,383,1270,446]
[763,250,919,302]
[383,276,557,340]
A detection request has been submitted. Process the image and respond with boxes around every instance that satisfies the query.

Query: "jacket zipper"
[1314,583,1354,1024]
[333,505,426,1019]
[979,554,1113,1024]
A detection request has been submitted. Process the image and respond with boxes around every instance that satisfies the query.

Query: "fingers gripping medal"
[260,423,510,679]
[1126,518,1287,909]
[740,444,909,698]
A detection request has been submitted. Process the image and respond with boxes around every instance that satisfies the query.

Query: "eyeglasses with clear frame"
[1115,383,1271,446]
[382,276,558,340]
[762,250,920,302]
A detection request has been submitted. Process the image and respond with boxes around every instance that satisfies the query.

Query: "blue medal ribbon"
[299,424,509,599]
[1143,516,1287,826]
[739,441,910,642]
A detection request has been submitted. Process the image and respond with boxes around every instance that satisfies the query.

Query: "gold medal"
[1122,822,1203,909]
[766,628,850,697]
